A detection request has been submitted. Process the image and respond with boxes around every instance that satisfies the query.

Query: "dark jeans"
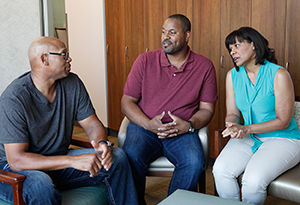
[0,147,138,205]
[123,123,205,205]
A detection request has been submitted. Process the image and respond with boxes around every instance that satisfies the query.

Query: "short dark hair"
[225,27,277,71]
[168,14,191,33]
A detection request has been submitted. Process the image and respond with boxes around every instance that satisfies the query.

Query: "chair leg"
[198,171,206,193]
[214,184,219,196]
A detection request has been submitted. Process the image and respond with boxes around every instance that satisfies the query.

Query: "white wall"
[0,0,43,95]
[65,0,108,126]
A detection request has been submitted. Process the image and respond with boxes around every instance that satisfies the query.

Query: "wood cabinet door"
[285,0,300,97]
[125,0,145,77]
[166,0,193,47]
[105,0,126,130]
[251,0,286,67]
[193,0,220,158]
[145,0,167,52]
[219,0,251,129]
[215,0,251,157]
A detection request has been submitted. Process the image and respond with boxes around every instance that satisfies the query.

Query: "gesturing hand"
[222,122,247,139]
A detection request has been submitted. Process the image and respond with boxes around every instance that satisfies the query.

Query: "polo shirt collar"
[160,46,194,71]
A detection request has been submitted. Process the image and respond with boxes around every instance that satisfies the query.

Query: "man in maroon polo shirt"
[121,14,218,205]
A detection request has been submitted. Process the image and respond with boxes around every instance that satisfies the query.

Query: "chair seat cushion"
[148,156,175,173]
[238,163,300,203]
[0,184,108,205]
[267,163,300,203]
[61,183,109,205]
[0,199,11,205]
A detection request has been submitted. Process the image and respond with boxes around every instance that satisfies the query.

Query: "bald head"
[28,37,65,69]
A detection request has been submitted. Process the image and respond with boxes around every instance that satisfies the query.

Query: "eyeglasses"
[44,52,69,61]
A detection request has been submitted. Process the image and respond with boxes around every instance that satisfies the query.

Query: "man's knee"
[112,147,132,167]
[186,155,204,173]
[21,170,61,204]
[123,142,144,163]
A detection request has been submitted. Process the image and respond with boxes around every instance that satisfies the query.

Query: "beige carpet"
[145,176,171,204]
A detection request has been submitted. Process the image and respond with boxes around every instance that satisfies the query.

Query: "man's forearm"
[8,152,74,172]
[78,113,108,143]
[189,108,214,130]
[121,97,151,130]
[86,123,108,143]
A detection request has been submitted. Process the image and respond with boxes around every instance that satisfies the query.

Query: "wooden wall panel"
[219,0,251,130]
[125,0,146,76]
[251,0,286,67]
[285,0,300,97]
[167,0,193,47]
[105,0,126,130]
[145,0,167,52]
[193,0,220,158]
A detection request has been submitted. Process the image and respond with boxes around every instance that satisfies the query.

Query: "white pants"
[212,134,300,205]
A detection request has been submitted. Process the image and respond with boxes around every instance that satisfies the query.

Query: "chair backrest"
[294,97,300,129]
[118,117,130,148]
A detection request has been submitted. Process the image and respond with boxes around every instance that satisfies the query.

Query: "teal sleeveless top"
[231,61,300,153]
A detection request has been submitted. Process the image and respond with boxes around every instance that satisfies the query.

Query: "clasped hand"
[148,111,189,139]
[222,122,247,139]
[73,140,113,177]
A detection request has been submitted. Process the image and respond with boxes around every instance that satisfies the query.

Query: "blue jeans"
[0,147,138,205]
[123,123,205,205]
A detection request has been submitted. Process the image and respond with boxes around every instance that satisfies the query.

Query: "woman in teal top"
[213,27,300,205]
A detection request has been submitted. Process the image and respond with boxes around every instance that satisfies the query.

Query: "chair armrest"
[71,136,114,148]
[198,125,209,171]
[0,169,26,205]
[118,117,130,148]
[71,136,93,148]
[214,128,230,158]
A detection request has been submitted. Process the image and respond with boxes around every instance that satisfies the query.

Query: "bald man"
[0,37,138,205]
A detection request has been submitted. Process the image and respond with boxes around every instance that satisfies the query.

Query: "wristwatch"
[188,121,195,134]
[97,140,113,148]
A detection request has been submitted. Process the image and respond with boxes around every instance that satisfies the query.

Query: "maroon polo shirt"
[123,48,217,123]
